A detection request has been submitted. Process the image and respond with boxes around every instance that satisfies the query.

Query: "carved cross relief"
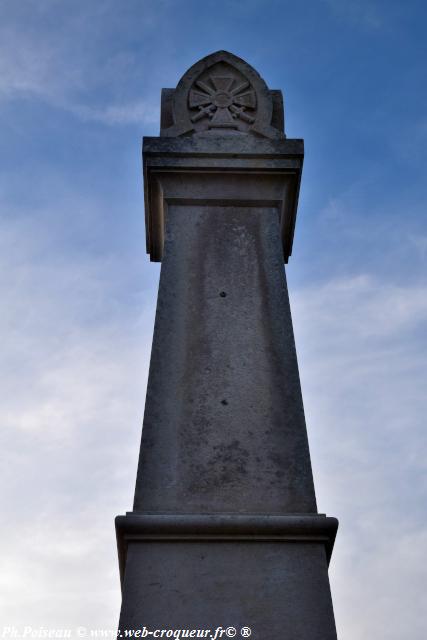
[188,63,257,133]
[189,75,257,129]
[160,51,283,139]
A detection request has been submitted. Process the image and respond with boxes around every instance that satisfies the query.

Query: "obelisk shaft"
[133,204,317,514]
[116,50,338,640]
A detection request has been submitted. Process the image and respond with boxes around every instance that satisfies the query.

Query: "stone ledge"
[143,135,304,158]
[115,513,338,588]
[143,140,303,263]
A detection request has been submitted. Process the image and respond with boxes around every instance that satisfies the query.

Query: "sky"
[1,0,426,637]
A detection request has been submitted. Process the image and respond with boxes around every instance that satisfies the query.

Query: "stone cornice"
[116,513,338,589]
[143,135,304,263]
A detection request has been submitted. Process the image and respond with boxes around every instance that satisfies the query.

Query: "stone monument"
[116,51,338,639]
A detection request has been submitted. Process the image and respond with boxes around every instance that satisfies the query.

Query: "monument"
[116,51,339,639]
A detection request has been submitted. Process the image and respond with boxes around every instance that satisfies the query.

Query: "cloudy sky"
[1,0,426,637]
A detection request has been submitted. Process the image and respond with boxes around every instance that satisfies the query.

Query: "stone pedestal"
[116,51,338,639]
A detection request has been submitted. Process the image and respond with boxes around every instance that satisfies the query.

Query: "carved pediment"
[160,51,285,139]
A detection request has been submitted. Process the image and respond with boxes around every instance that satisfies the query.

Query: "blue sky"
[1,0,426,637]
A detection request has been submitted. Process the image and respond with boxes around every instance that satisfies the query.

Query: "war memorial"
[115,51,339,639]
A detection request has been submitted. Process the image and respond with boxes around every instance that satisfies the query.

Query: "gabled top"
[160,50,285,140]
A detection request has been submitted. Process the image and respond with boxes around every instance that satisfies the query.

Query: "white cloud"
[294,274,427,342]
[0,189,159,629]
[0,21,82,100]
[409,233,427,260]
[0,5,159,126]
[323,0,385,30]
[290,273,427,639]
[70,100,158,126]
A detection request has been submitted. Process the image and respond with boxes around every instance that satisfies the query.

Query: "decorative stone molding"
[189,73,257,131]
[160,50,285,139]
[142,136,304,263]
[116,514,338,589]
[117,53,339,638]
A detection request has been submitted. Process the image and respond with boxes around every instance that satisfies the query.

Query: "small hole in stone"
[219,291,227,297]
[221,399,228,406]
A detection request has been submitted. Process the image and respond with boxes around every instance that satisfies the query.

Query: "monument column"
[116,51,338,639]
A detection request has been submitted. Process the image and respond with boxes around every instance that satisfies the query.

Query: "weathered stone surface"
[119,541,337,640]
[142,135,304,263]
[115,514,338,578]
[133,204,316,514]
[116,51,338,639]
[160,50,284,139]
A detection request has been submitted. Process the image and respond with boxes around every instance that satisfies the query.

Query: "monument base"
[116,514,338,640]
